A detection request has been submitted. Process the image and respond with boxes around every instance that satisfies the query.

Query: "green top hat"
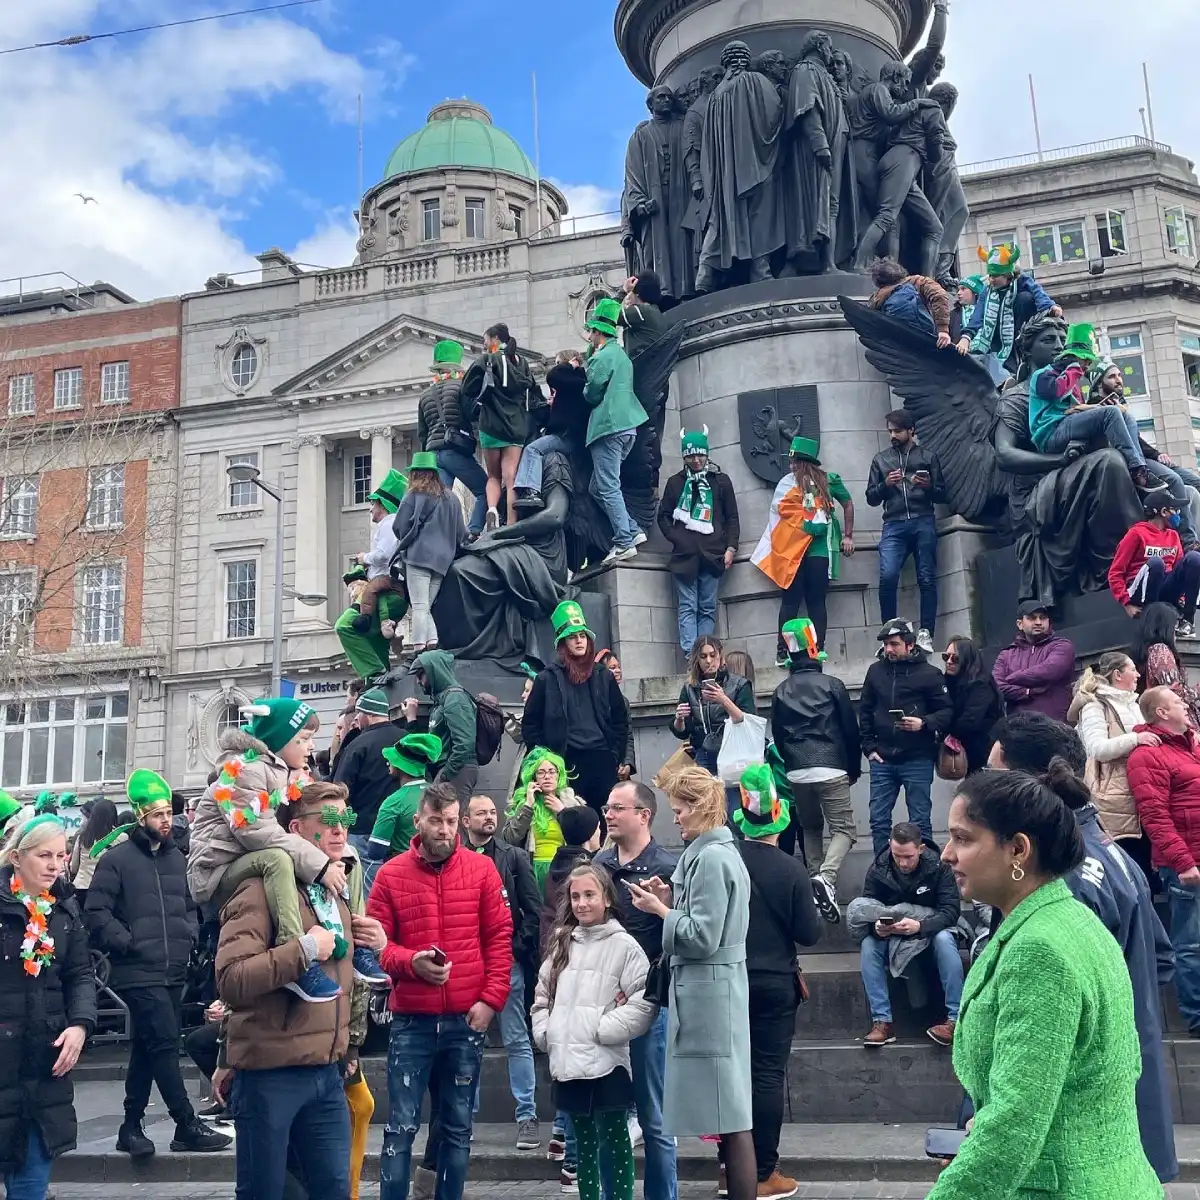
[551,600,595,644]
[410,451,439,472]
[789,436,821,465]
[1062,322,1099,365]
[383,732,443,778]
[782,617,827,663]
[732,763,790,838]
[368,467,408,514]
[0,790,21,831]
[241,698,317,754]
[586,297,622,338]
[680,427,709,456]
[432,340,464,369]
[127,769,173,815]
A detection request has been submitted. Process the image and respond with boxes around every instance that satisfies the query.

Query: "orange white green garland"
[212,748,312,830]
[11,877,55,977]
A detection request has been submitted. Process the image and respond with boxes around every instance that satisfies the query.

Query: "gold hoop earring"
[1011,862,1026,882]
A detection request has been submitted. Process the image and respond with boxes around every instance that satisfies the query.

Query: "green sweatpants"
[334,591,408,680]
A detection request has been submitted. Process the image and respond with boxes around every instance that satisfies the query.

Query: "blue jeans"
[1042,406,1145,471]
[515,434,572,492]
[381,1014,486,1200]
[868,758,934,855]
[472,961,536,1122]
[4,1127,53,1200]
[878,515,938,635]
[600,1006,678,1200]
[860,929,964,1023]
[437,447,488,534]
[589,430,639,549]
[1162,868,1200,1030]
[674,570,720,653]
[231,1064,351,1200]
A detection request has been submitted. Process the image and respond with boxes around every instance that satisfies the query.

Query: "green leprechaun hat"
[733,762,790,839]
[432,339,464,371]
[789,436,821,465]
[551,599,594,644]
[586,297,622,338]
[382,732,443,778]
[782,617,827,663]
[368,467,408,514]
[681,427,709,456]
[1062,322,1099,365]
[410,451,439,472]
[91,768,175,857]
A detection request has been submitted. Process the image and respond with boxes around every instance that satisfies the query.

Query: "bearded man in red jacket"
[366,782,513,1200]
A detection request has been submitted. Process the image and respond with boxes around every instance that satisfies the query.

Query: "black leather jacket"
[770,659,862,783]
[673,669,755,755]
[865,443,946,523]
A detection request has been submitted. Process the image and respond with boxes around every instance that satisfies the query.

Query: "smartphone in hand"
[429,946,448,966]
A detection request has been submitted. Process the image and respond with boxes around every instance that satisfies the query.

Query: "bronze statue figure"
[925,82,969,283]
[681,65,724,285]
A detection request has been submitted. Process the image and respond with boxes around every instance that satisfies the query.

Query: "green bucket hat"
[241,697,317,754]
[732,762,790,838]
[410,451,439,472]
[127,769,174,815]
[356,687,391,718]
[1062,322,1098,366]
[782,617,827,663]
[551,600,594,644]
[586,297,622,338]
[382,732,443,778]
[432,339,464,370]
[368,467,408,515]
[789,436,821,465]
[681,427,709,456]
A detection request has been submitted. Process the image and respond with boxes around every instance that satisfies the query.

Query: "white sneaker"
[485,507,500,532]
[380,619,397,640]
[603,545,638,564]
[627,1115,643,1148]
[916,628,935,654]
[632,531,648,547]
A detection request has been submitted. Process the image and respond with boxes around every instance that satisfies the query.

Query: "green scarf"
[969,283,1016,364]
[305,881,348,960]
[673,467,715,535]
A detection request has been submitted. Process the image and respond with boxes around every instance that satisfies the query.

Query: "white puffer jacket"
[1072,682,1143,840]
[532,919,655,1082]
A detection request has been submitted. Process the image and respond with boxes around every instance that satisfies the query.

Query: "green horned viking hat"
[551,600,595,644]
[789,435,821,465]
[681,427,710,456]
[733,762,790,838]
[368,468,408,515]
[980,242,1020,277]
[586,297,623,339]
[382,732,444,778]
[431,339,464,371]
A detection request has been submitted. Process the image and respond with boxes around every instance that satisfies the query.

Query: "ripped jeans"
[379,1013,486,1200]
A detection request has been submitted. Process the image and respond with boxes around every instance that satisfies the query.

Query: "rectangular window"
[53,367,82,410]
[1096,210,1128,257]
[7,375,34,415]
[1166,206,1197,257]
[85,465,125,529]
[1028,219,1087,266]
[1109,332,1148,397]
[227,451,260,508]
[351,453,372,505]
[1184,335,1200,399]
[225,559,257,639]
[422,199,441,242]
[510,206,525,237]
[0,572,34,648]
[0,477,38,538]
[79,563,124,646]
[100,361,130,404]
[465,198,485,240]
[988,229,1016,250]
[0,694,128,788]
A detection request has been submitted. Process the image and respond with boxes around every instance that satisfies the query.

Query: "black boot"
[116,1120,156,1158]
[170,1117,233,1153]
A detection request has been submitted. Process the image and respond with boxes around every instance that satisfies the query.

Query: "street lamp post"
[225,463,325,697]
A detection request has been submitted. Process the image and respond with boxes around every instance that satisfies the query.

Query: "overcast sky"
[0,0,1195,301]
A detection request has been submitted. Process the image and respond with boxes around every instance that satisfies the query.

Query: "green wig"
[508,746,572,840]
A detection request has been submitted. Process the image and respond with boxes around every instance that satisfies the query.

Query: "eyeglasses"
[941,653,958,664]
[603,804,648,814]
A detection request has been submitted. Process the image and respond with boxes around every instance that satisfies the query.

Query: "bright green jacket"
[583,338,648,446]
[928,879,1160,1200]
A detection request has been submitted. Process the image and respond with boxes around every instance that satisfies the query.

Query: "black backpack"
[449,686,506,765]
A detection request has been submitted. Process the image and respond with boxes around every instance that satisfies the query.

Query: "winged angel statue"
[839,299,1143,606]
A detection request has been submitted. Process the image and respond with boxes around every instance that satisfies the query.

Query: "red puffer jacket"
[1126,723,1200,875]
[366,839,513,1016]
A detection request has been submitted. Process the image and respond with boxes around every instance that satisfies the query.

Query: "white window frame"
[464,198,486,240]
[509,205,525,238]
[422,198,441,242]
[346,452,373,508]
[1166,206,1197,257]
[222,449,263,512]
[1183,333,1200,400]
[0,570,35,648]
[84,465,125,530]
[0,476,38,539]
[0,692,129,790]
[1096,209,1128,257]
[988,229,1017,251]
[99,360,130,404]
[78,561,124,646]
[230,344,258,390]
[217,551,261,641]
[53,367,83,410]
[1027,218,1088,267]
[7,374,34,416]
[1106,329,1149,399]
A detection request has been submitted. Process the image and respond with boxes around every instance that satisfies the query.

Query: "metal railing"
[0,271,98,309]
[536,210,621,238]
[960,135,1173,177]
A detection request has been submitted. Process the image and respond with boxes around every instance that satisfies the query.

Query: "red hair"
[559,635,596,684]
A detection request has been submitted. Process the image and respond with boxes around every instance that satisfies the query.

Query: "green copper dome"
[383,100,536,182]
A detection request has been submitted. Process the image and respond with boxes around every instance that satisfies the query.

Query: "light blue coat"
[661,826,752,1136]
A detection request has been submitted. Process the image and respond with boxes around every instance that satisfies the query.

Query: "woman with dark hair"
[68,798,120,903]
[1131,602,1200,726]
[594,650,636,781]
[463,322,533,530]
[930,765,1160,1199]
[941,635,1004,774]
[672,636,756,779]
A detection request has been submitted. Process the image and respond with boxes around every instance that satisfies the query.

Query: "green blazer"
[928,878,1160,1200]
[583,338,648,446]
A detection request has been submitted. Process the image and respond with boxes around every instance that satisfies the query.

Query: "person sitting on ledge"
[349,468,406,636]
[867,258,952,348]
[1109,496,1200,635]
[1028,323,1169,499]
[514,349,589,512]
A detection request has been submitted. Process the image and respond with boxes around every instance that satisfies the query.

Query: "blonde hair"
[1074,652,1134,702]
[3,811,67,864]
[665,766,727,833]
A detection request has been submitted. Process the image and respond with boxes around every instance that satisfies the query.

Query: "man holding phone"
[865,409,946,654]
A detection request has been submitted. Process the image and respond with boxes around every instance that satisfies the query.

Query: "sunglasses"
[941,653,959,664]
[303,805,356,828]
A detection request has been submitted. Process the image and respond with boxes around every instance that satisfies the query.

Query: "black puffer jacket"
[85,825,197,990]
[673,668,755,757]
[0,871,96,1173]
[859,649,953,762]
[771,658,862,783]
[861,845,960,936]
[417,375,469,453]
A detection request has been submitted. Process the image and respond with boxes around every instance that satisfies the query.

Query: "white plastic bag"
[716,713,768,783]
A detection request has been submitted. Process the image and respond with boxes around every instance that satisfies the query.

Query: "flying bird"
[73,193,98,204]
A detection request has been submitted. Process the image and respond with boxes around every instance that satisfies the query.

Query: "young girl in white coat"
[532,863,655,1200]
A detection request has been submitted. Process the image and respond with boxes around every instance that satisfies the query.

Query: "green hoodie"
[415,650,478,777]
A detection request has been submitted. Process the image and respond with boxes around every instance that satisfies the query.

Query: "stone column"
[293,434,330,626]
[361,426,394,487]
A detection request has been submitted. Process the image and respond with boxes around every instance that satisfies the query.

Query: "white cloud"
[550,182,622,233]
[289,212,360,270]
[0,2,399,298]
